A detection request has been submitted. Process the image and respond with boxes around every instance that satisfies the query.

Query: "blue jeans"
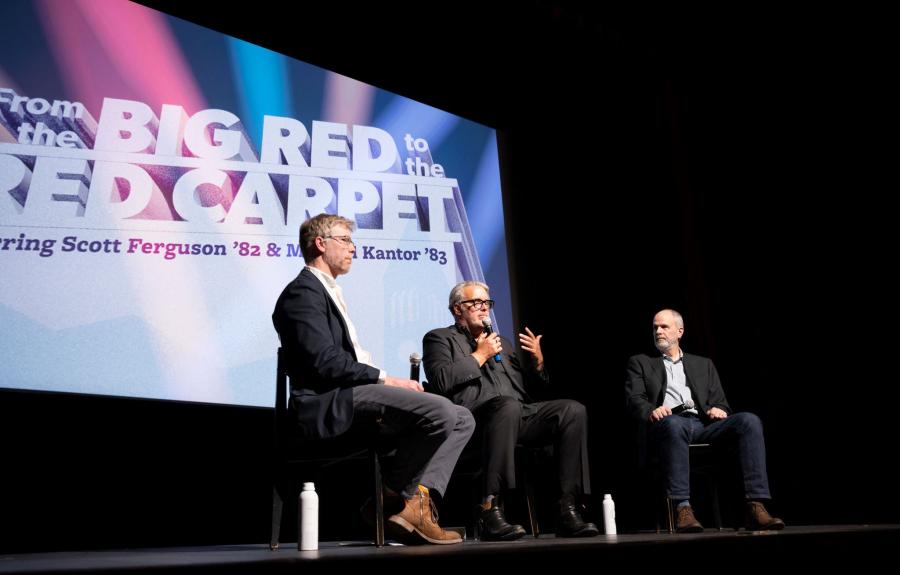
[650,412,771,500]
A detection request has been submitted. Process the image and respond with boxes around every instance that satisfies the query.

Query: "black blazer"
[272,267,380,439]
[624,352,731,424]
[423,325,548,410]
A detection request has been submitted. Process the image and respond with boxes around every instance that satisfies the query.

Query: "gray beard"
[655,339,673,353]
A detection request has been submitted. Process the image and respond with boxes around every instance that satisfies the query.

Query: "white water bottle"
[602,493,617,535]
[299,482,319,550]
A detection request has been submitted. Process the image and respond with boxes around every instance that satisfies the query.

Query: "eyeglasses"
[322,235,355,248]
[459,299,495,311]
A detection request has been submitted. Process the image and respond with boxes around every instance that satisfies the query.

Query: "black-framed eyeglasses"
[322,235,355,248]
[459,299,495,310]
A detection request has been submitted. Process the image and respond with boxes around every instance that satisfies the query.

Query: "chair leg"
[470,473,483,541]
[709,477,723,531]
[473,504,483,541]
[270,485,283,550]
[523,492,538,537]
[665,496,675,534]
[372,450,385,547]
[522,472,539,537]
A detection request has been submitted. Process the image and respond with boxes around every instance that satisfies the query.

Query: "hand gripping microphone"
[409,352,421,381]
[481,318,502,363]
[671,398,695,415]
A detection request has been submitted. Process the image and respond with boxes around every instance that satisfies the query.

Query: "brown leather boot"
[745,501,785,531]
[675,505,704,533]
[386,487,463,545]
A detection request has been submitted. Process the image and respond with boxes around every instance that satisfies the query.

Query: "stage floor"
[3,525,899,574]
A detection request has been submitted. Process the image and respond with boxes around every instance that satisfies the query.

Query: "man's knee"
[730,412,763,435]
[492,396,523,420]
[559,399,587,423]
[477,396,523,430]
[652,414,692,440]
[429,396,473,435]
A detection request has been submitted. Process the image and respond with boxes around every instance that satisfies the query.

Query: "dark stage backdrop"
[1,2,895,552]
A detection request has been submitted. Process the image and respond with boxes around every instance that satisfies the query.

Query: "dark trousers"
[650,412,771,500]
[473,396,591,500]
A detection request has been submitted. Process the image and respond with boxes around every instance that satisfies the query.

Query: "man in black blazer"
[625,309,784,532]
[423,281,598,539]
[273,213,474,545]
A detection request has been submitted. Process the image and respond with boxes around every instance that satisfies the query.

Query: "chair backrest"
[275,348,288,414]
[273,348,288,450]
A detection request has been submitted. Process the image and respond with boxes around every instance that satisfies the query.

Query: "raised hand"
[518,327,544,371]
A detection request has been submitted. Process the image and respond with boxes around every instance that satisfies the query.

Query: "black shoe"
[478,502,526,541]
[556,500,599,538]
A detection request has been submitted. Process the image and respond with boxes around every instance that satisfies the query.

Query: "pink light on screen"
[322,72,375,127]
[37,0,206,116]
[31,0,232,401]
[35,0,214,221]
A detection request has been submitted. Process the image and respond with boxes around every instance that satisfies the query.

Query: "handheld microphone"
[671,398,695,415]
[481,318,502,363]
[409,352,421,381]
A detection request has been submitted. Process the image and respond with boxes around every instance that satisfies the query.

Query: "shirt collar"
[306,265,337,289]
[662,349,684,365]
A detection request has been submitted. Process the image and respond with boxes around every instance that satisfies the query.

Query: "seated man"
[273,213,474,545]
[423,280,598,540]
[625,308,785,532]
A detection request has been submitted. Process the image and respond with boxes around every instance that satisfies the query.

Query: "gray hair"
[656,308,684,329]
[448,280,489,311]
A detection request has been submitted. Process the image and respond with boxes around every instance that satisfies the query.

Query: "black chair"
[659,443,724,533]
[269,348,386,549]
[513,444,549,537]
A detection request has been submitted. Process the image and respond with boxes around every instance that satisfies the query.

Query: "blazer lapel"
[650,356,667,404]
[301,268,355,357]
[681,354,701,397]
[450,327,474,358]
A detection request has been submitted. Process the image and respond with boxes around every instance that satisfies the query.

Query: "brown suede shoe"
[386,488,463,545]
[746,501,785,531]
[675,505,704,533]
